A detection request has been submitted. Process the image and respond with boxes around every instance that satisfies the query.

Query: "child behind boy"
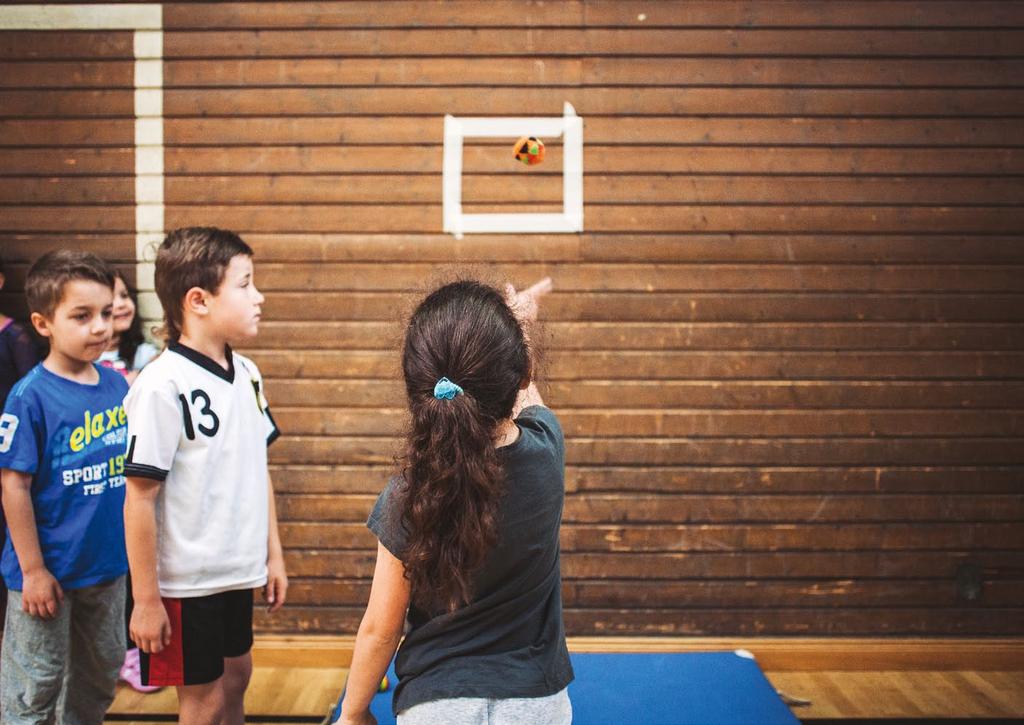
[0,252,43,407]
[0,251,44,632]
[0,250,129,723]
[123,227,287,725]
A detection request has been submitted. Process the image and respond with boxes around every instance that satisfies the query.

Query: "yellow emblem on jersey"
[69,405,126,452]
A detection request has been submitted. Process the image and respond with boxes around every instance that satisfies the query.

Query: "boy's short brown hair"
[26,250,115,318]
[155,227,253,341]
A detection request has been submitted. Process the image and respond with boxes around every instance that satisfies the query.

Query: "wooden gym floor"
[105,638,1024,723]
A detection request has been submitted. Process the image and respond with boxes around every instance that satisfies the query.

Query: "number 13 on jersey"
[179,389,219,439]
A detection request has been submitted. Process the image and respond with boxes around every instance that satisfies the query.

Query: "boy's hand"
[504,277,553,325]
[264,554,288,613]
[22,568,63,619]
[131,600,172,654]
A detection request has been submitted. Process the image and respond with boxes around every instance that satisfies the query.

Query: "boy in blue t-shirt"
[0,250,129,724]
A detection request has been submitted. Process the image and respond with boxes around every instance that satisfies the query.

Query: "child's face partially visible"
[35,280,114,365]
[112,276,136,334]
[207,254,264,343]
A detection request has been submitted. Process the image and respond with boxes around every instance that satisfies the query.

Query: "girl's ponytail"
[399,281,530,613]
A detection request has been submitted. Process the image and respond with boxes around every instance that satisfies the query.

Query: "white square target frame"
[443,102,583,239]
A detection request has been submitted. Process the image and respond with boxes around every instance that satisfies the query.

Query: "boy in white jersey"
[123,227,287,725]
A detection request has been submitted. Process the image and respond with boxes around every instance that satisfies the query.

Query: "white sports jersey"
[123,343,280,598]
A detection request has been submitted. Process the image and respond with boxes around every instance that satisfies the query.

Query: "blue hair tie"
[433,377,463,400]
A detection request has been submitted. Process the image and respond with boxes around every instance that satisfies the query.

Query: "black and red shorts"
[139,588,254,687]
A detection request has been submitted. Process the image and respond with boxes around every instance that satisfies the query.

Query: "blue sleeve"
[0,387,43,475]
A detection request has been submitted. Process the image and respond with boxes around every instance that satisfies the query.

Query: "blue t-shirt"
[0,363,130,590]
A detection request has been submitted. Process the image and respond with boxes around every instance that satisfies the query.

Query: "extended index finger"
[524,277,553,298]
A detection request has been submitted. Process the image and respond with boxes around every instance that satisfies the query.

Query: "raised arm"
[505,277,552,416]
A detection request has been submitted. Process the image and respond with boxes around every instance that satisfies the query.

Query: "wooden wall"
[2,1,1023,637]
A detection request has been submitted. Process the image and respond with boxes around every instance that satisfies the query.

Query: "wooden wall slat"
[127,146,1024,174]
[153,117,1024,146]
[156,175,1024,205]
[263,292,1024,322]
[266,465,1024,495]
[164,1,586,29]
[5,116,1024,147]
[248,235,1023,264]
[250,350,1024,380]
[5,203,1022,236]
[154,29,1024,58]
[559,550,1024,579]
[0,31,133,60]
[275,264,1024,292]
[276,492,1024,524]
[0,148,132,175]
[9,175,1022,207]
[8,146,1018,176]
[151,88,1024,117]
[268,406,1024,437]
[259,380,1024,410]
[163,2,1024,30]
[7,234,1024,265]
[0,89,134,115]
[0,120,133,146]
[0,178,133,203]
[11,58,1021,89]
[275,521,1022,551]
[0,61,134,88]
[253,321,1024,351]
[281,548,1024,579]
[267,435,1023,466]
[0,207,136,233]
[281,578,1024,608]
[161,57,1024,88]
[240,263,1024,292]
[581,1,1024,28]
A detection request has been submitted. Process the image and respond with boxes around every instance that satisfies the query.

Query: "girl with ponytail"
[336,278,573,725]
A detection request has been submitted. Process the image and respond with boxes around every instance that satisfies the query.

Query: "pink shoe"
[120,647,162,693]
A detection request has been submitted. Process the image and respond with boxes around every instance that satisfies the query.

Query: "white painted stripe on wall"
[0,4,160,30]
[134,27,163,57]
[135,118,163,146]
[133,24,164,334]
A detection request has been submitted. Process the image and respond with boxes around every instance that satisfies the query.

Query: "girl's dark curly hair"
[399,280,530,613]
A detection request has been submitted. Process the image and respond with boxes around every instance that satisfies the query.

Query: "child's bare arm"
[338,542,410,724]
[264,473,288,613]
[124,475,171,653]
[1,468,63,619]
[506,277,552,416]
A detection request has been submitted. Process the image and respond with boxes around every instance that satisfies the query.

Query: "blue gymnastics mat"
[328,651,799,725]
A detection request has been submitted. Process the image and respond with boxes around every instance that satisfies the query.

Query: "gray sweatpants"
[1,575,126,725]
[397,687,572,725]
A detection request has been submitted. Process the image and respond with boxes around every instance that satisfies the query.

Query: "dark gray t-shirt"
[367,405,574,715]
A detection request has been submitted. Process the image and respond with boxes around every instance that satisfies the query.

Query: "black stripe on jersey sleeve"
[124,463,170,481]
[266,407,281,446]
